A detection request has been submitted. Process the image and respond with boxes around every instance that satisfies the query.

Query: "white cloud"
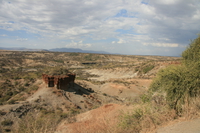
[16,38,28,41]
[0,0,199,56]
[117,38,127,44]
[144,43,179,47]
[153,0,181,5]
[65,40,92,48]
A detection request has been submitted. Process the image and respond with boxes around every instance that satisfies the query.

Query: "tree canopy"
[149,35,200,113]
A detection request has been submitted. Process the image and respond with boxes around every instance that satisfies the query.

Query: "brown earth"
[56,103,130,133]
[155,118,200,133]
[0,51,184,133]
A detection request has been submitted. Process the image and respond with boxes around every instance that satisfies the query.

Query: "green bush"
[142,65,154,73]
[53,60,64,63]
[140,93,151,103]
[69,53,79,56]
[149,35,200,114]
[119,108,144,132]
[84,54,100,61]
[84,54,93,61]
[182,35,200,65]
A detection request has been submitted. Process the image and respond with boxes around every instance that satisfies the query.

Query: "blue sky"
[0,0,200,56]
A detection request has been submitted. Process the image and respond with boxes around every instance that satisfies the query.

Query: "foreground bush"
[149,65,200,113]
[119,35,200,132]
[150,35,200,114]
[118,101,176,133]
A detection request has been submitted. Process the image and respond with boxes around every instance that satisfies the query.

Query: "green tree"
[149,35,200,113]
[182,35,200,66]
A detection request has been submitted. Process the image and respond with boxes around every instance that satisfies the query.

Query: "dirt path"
[156,118,200,133]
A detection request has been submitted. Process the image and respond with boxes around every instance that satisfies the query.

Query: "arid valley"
[1,50,200,133]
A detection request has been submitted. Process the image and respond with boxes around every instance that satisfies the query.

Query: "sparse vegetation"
[13,107,81,133]
[8,99,16,104]
[119,35,200,132]
[1,119,13,126]
[44,67,71,75]
[69,52,80,56]
[142,64,154,73]
[150,35,200,114]
[15,111,61,133]
[53,59,64,63]
[0,47,182,133]
[119,100,176,133]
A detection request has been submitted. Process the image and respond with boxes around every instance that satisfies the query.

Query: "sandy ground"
[3,72,197,133]
[155,118,200,133]
[84,68,138,81]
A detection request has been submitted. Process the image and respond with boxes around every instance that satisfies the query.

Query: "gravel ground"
[156,118,200,133]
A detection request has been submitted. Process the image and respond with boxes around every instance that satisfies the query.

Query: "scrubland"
[0,36,200,133]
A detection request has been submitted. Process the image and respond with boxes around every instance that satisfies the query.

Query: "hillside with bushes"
[1,35,199,133]
[118,35,200,132]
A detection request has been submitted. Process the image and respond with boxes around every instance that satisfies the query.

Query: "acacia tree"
[182,35,200,66]
[149,35,200,113]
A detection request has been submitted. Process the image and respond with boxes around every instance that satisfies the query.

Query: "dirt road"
[156,118,200,133]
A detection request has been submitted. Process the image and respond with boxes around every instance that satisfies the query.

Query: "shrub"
[103,93,107,96]
[6,91,13,96]
[18,86,26,91]
[25,85,39,93]
[15,112,60,133]
[45,67,70,75]
[142,65,154,74]
[60,113,68,118]
[8,99,16,104]
[84,54,93,61]
[182,35,200,65]
[30,85,39,91]
[54,60,64,63]
[4,128,11,132]
[24,82,30,86]
[1,119,13,126]
[119,108,144,132]
[118,103,174,133]
[69,53,79,56]
[149,35,200,114]
[140,93,151,103]
[0,110,6,115]
[0,95,12,103]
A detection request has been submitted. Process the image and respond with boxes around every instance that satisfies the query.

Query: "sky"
[0,0,200,56]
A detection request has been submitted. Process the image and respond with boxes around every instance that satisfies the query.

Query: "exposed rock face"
[42,73,76,90]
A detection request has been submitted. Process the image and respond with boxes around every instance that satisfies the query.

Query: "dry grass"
[117,95,200,133]
[12,111,61,133]
[12,108,79,133]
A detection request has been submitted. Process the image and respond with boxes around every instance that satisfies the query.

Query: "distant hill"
[0,47,47,51]
[49,48,110,54]
[0,47,110,54]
